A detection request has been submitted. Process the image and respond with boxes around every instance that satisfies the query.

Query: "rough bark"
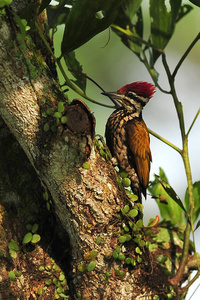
[0,2,180,300]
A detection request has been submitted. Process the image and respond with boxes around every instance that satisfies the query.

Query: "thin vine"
[141,33,200,286]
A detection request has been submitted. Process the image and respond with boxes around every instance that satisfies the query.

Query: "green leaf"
[122,0,143,21]
[150,0,182,63]
[112,250,118,259]
[78,263,86,272]
[119,170,129,178]
[128,221,133,228]
[8,239,19,251]
[131,258,136,266]
[149,168,185,226]
[56,286,64,294]
[87,260,96,272]
[118,253,125,260]
[115,246,121,254]
[84,250,98,261]
[54,111,62,119]
[119,236,126,243]
[157,167,168,183]
[43,191,49,201]
[122,178,131,187]
[13,13,27,40]
[0,0,12,7]
[128,209,138,218]
[45,2,70,29]
[37,287,42,296]
[31,234,41,244]
[125,234,132,242]
[123,225,129,232]
[115,269,120,276]
[61,279,67,286]
[127,193,138,201]
[46,202,50,211]
[8,271,16,281]
[31,223,39,233]
[57,102,65,113]
[125,257,131,264]
[61,116,68,124]
[152,227,183,249]
[112,0,143,57]
[121,204,130,214]
[135,219,143,229]
[59,273,65,281]
[63,51,86,93]
[26,224,32,231]
[135,246,142,254]
[58,293,68,298]
[46,107,54,115]
[96,237,102,245]
[159,178,185,213]
[82,162,90,169]
[20,3,40,29]
[61,0,123,55]
[45,279,52,286]
[156,254,167,264]
[53,264,59,271]
[9,249,17,259]
[23,232,33,244]
[184,181,200,224]
[44,123,50,132]
[138,240,146,248]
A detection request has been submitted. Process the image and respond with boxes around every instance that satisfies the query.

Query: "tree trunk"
[0,2,177,300]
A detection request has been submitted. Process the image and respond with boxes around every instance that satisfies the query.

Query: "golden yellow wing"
[126,118,152,196]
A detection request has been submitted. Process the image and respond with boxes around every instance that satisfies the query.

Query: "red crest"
[118,81,156,99]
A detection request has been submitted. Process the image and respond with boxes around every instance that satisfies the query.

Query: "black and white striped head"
[102,81,155,115]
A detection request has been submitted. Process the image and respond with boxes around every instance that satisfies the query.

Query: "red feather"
[118,81,155,99]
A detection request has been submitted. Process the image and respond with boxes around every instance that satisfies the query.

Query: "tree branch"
[172,32,200,79]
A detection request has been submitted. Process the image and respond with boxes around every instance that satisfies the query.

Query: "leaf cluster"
[38,262,69,299]
[149,168,200,231]
[15,0,124,98]
[23,223,41,244]
[111,0,194,83]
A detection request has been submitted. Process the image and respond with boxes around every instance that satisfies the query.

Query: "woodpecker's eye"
[126,92,135,99]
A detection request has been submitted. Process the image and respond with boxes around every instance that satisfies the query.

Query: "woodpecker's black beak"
[102,91,123,107]
[102,91,120,99]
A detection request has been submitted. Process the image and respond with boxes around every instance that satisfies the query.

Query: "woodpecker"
[102,81,155,202]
